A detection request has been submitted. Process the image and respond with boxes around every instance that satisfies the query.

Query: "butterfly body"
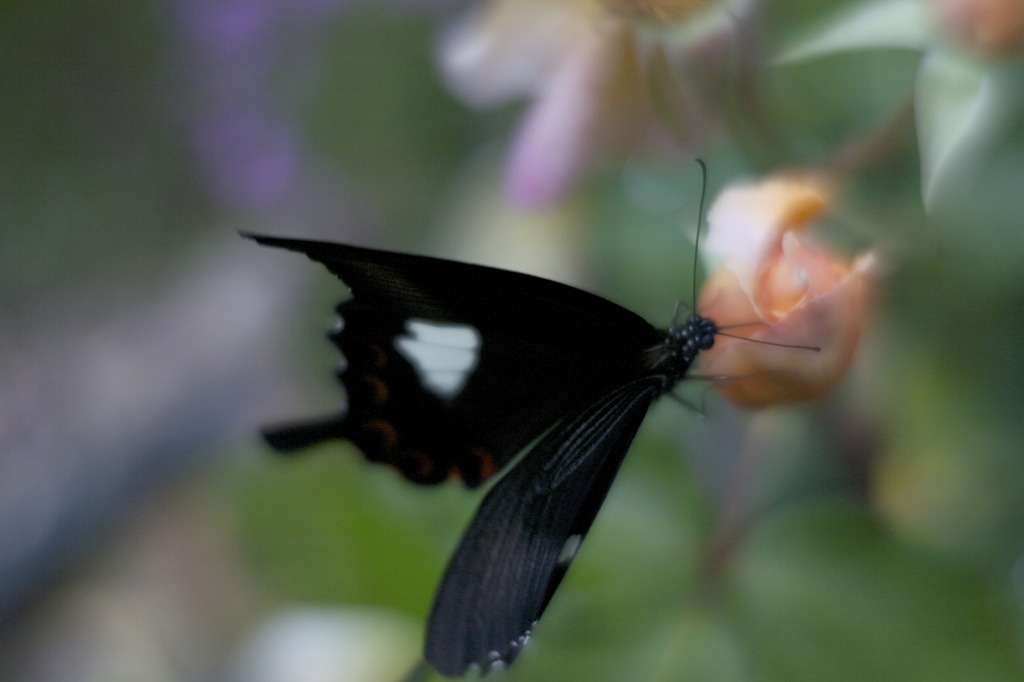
[248,233,716,676]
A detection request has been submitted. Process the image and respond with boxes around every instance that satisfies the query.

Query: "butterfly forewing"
[249,233,660,486]
[248,235,656,342]
[425,380,661,676]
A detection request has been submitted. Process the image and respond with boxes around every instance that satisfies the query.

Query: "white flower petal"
[437,0,597,107]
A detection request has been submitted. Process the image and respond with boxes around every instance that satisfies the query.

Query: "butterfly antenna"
[684,162,819,354]
[692,159,709,313]
[716,331,821,352]
[715,320,821,352]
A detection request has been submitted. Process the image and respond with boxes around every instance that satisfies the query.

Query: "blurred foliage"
[3,1,1023,681]
[305,10,478,237]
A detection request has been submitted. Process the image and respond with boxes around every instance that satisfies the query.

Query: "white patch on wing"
[557,534,583,566]
[395,319,481,399]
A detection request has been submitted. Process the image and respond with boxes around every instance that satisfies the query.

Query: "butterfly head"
[675,312,717,359]
[644,311,718,383]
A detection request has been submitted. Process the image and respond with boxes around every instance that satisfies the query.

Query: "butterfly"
[246,232,718,676]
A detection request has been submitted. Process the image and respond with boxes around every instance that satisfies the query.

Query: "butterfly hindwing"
[425,379,661,676]
[249,233,660,487]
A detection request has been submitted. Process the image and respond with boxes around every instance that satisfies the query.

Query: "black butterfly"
[247,233,717,676]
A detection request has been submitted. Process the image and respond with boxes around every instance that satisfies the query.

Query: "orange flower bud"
[696,175,873,407]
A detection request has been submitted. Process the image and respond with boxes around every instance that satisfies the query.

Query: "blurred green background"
[2,1,1023,680]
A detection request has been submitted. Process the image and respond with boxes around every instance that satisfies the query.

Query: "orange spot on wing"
[359,372,389,404]
[358,418,398,451]
[472,446,498,480]
[454,446,498,486]
[366,343,388,368]
[401,449,438,482]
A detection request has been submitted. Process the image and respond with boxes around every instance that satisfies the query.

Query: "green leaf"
[917,50,1021,209]
[647,604,751,682]
[729,500,1021,682]
[777,0,928,64]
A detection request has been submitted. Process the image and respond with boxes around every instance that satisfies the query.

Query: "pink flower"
[438,0,747,207]
[697,175,874,407]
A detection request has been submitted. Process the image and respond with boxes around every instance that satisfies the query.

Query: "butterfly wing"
[245,234,655,338]
[247,233,660,487]
[425,379,661,676]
